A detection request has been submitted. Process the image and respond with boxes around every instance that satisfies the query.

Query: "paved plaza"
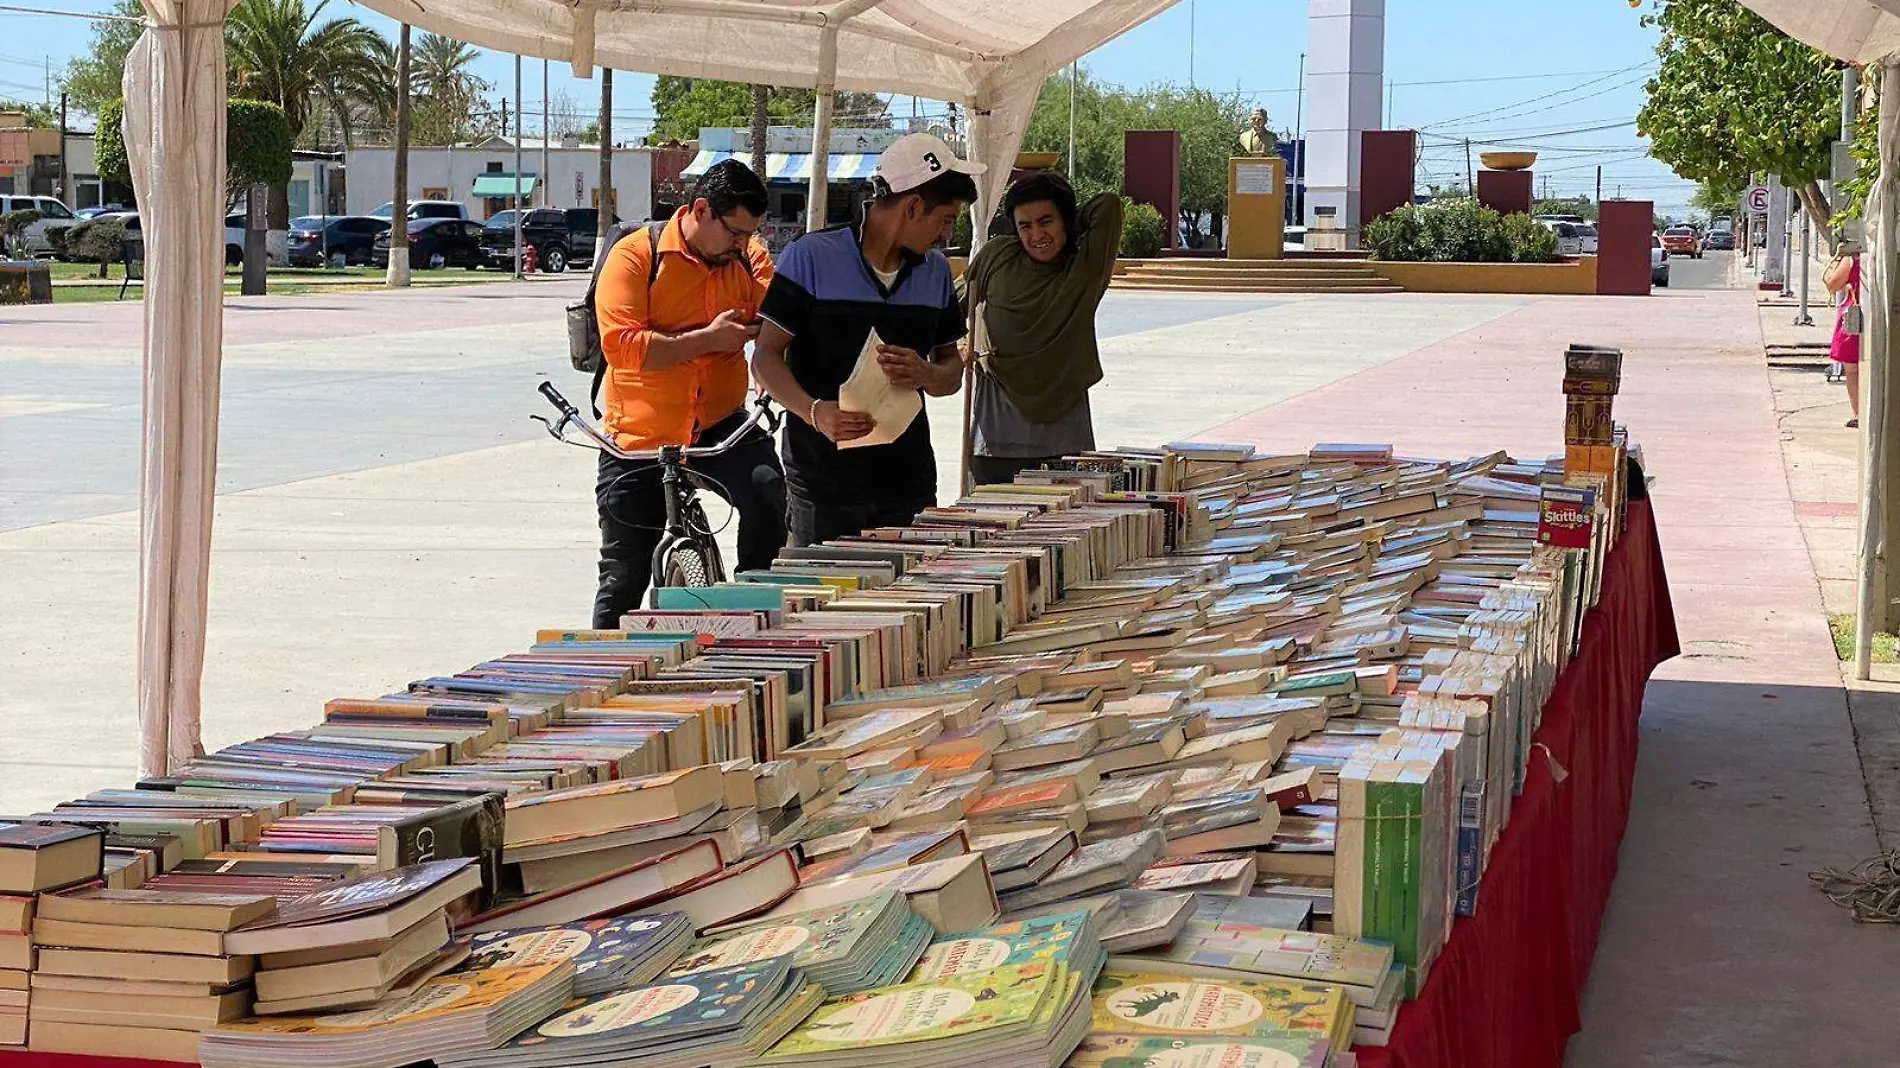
[3,262,1896,1063]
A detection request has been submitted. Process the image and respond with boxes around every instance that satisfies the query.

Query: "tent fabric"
[1739,0,1900,64]
[682,150,882,182]
[125,0,231,776]
[351,0,1180,106]
[471,173,540,197]
[126,0,1184,768]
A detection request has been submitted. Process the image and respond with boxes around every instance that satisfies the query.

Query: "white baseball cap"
[874,133,987,196]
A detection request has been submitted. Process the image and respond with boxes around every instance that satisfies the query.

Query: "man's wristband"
[808,398,823,427]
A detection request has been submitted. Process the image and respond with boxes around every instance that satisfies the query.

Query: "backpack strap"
[587,220,663,417]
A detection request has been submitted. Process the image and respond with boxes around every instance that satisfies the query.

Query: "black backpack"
[566,219,759,415]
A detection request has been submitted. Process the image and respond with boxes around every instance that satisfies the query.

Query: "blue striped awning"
[681,150,880,182]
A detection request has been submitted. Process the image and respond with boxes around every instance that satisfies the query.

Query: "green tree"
[1019,68,1247,246]
[1638,0,1840,248]
[1689,179,1742,220]
[225,0,383,144]
[0,100,57,128]
[58,0,143,120]
[226,99,294,206]
[97,97,292,210]
[648,77,890,143]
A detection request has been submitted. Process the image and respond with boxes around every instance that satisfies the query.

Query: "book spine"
[1395,776,1421,998]
[1454,786,1483,918]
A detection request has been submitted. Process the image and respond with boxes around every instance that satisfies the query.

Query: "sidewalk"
[1206,288,1900,1066]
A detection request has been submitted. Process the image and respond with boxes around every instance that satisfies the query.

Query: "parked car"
[73,204,126,221]
[287,215,390,267]
[1542,220,1585,256]
[370,199,470,222]
[1703,229,1735,251]
[371,218,488,269]
[1661,225,1701,259]
[1651,233,1670,287]
[224,213,249,266]
[0,194,79,256]
[1575,223,1599,255]
[479,207,608,273]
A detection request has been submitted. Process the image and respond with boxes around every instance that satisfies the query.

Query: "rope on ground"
[1810,852,1900,922]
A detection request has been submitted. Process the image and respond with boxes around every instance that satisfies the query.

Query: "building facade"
[342,138,654,223]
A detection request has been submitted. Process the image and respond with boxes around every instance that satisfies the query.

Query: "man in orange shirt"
[591,160,785,625]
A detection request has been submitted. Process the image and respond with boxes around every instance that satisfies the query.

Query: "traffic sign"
[1744,185,1771,213]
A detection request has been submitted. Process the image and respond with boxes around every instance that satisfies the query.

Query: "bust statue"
[1240,109,1277,157]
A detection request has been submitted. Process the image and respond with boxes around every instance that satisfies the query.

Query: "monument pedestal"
[1228,156,1287,260]
[0,260,52,305]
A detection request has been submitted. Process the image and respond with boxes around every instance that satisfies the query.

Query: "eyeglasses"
[712,214,760,246]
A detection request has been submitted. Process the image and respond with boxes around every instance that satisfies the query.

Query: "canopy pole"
[1856,60,1897,679]
[967,101,991,255]
[806,25,838,232]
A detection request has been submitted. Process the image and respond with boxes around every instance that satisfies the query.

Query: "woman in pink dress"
[1825,243,1863,428]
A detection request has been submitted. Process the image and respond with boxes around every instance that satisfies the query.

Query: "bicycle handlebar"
[534,381,781,461]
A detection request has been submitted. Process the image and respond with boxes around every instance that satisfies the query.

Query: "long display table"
[1357,496,1679,1068]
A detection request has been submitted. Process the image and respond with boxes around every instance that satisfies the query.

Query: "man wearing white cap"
[753,133,985,545]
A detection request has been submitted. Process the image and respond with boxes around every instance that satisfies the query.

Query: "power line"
[1421,63,1651,129]
[1426,74,1652,132]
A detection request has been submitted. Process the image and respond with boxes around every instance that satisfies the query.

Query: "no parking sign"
[1744,185,1770,214]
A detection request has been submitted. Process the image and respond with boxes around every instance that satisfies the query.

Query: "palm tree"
[411,33,482,104]
[225,0,383,145]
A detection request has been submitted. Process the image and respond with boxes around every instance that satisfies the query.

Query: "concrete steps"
[1112,258,1403,295]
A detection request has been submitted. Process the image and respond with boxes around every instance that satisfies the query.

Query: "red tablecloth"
[1356,496,1678,1068]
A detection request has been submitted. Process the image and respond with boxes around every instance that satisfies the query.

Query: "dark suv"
[479,208,608,273]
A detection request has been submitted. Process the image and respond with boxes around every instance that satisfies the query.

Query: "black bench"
[121,236,144,300]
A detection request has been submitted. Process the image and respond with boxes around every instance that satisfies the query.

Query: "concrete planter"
[1364,257,1598,295]
[0,259,53,305]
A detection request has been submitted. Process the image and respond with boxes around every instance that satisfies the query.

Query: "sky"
[0,0,1693,214]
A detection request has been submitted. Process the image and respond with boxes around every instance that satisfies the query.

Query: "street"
[1664,247,1730,289]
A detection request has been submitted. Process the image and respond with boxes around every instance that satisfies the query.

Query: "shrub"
[1502,212,1559,263]
[1120,198,1165,258]
[45,225,72,259]
[1364,199,1556,264]
[0,209,40,258]
[66,219,128,278]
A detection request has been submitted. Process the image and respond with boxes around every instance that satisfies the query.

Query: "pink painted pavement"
[1210,288,1900,1065]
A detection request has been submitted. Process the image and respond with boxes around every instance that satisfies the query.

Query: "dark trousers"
[593,413,787,627]
[970,454,1062,487]
[787,489,933,547]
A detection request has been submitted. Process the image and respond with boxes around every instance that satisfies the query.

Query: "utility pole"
[1292,52,1305,223]
[1067,63,1077,179]
[500,98,508,136]
[1386,83,1394,128]
[751,84,770,181]
[541,59,551,207]
[387,22,413,287]
[1795,208,1813,325]
[1463,139,1472,197]
[513,55,524,278]
[598,68,614,242]
[56,91,67,206]
[1188,0,1196,88]
[1595,165,1602,208]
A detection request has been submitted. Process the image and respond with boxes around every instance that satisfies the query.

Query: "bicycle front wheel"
[658,541,718,589]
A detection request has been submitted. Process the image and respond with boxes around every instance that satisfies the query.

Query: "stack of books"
[438,956,821,1068]
[669,890,932,994]
[0,824,107,1050]
[27,883,263,1060]
[224,859,481,1015]
[1087,969,1354,1067]
[460,913,694,995]
[198,961,576,1068]
[761,959,1092,1068]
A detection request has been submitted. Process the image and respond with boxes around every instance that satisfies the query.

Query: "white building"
[684,126,902,243]
[1304,0,1385,236]
[342,138,654,222]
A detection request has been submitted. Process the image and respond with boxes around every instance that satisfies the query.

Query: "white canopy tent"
[1743,0,1900,678]
[124,0,1184,772]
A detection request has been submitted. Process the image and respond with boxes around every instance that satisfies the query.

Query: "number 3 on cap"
[923,152,942,172]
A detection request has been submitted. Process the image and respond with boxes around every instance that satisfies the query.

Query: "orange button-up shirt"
[596,207,775,449]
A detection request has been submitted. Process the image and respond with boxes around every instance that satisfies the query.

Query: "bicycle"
[533,381,782,600]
